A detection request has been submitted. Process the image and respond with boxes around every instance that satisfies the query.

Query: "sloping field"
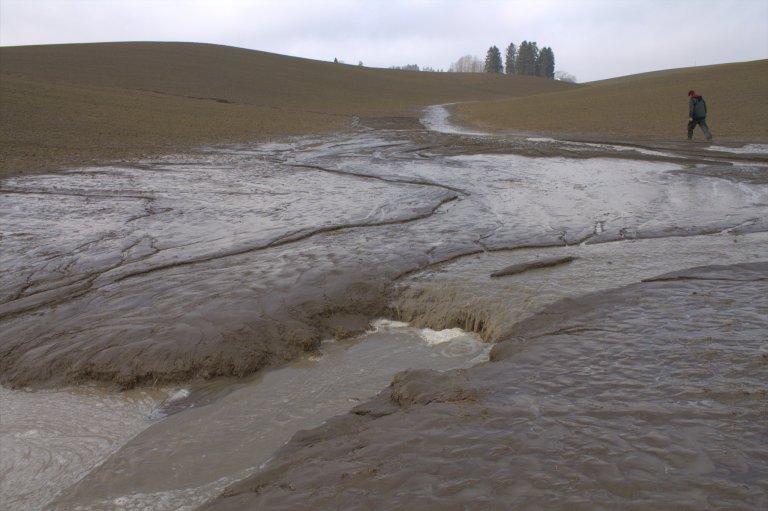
[453,59,768,142]
[0,42,573,176]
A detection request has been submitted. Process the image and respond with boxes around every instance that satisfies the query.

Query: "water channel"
[1,107,766,510]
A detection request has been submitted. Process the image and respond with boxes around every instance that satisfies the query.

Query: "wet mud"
[202,262,768,511]
[40,322,490,510]
[489,255,576,278]
[2,109,767,389]
[2,106,768,509]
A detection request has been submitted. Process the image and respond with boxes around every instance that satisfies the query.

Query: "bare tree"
[554,70,577,83]
[390,64,420,71]
[449,55,483,73]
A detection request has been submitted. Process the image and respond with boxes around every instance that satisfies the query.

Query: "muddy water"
[43,322,488,510]
[394,231,768,342]
[3,128,766,388]
[212,262,767,511]
[2,115,768,509]
[0,322,487,510]
[0,386,160,510]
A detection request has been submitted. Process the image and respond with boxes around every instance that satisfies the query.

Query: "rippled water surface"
[213,262,766,511]
[0,386,160,509]
[42,322,489,510]
[2,113,767,509]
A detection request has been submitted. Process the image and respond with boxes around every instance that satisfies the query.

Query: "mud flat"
[2,116,768,509]
[2,128,766,389]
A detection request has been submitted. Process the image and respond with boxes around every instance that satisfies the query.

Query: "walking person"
[687,90,713,141]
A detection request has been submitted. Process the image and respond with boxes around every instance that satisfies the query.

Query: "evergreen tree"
[547,47,556,78]
[528,41,540,76]
[484,46,503,73]
[516,41,535,75]
[536,47,555,79]
[504,43,517,74]
[454,41,556,78]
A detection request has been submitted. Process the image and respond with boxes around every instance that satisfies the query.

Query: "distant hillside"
[453,60,768,142]
[0,42,573,176]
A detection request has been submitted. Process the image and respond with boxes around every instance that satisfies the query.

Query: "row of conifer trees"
[485,41,555,79]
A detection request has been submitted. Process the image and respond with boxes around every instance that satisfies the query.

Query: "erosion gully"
[1,106,766,510]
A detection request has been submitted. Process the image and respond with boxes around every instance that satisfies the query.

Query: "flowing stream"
[1,107,767,510]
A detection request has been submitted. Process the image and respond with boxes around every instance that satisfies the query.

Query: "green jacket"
[689,94,707,118]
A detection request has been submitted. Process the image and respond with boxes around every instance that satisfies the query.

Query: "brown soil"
[453,60,768,142]
[3,43,764,178]
[0,42,573,178]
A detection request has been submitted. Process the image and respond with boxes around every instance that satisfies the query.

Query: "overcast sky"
[1,0,766,82]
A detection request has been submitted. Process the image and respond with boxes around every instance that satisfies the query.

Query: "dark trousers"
[687,117,712,140]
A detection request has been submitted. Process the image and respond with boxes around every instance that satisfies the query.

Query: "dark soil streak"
[290,162,469,195]
[490,256,576,278]
[109,194,458,285]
